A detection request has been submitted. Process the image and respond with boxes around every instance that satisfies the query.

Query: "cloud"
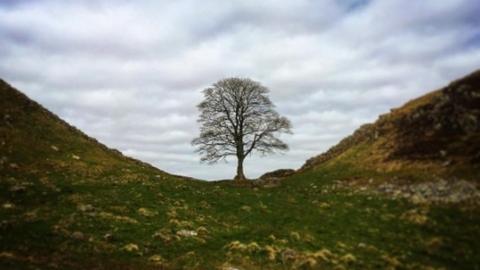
[1,0,479,180]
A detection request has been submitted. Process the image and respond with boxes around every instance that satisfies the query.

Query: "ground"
[1,163,479,270]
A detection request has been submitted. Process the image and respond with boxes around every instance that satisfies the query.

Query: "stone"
[290,231,301,241]
[312,248,332,262]
[442,160,452,167]
[401,209,428,225]
[149,254,164,263]
[123,243,139,252]
[72,154,80,160]
[153,229,173,242]
[373,178,478,203]
[340,253,356,263]
[382,254,401,267]
[51,145,59,151]
[77,204,94,212]
[138,207,156,217]
[281,248,297,262]
[9,163,19,169]
[176,229,198,237]
[221,266,241,270]
[103,233,114,242]
[264,245,277,261]
[2,202,15,209]
[318,202,330,208]
[196,226,209,236]
[240,205,251,212]
[71,231,85,240]
[9,185,26,193]
[410,195,426,204]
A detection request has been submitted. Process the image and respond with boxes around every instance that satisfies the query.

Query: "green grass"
[1,164,479,269]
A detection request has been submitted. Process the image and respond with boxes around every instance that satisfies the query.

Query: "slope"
[300,70,480,180]
[0,79,173,181]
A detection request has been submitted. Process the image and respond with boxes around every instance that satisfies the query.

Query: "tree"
[192,78,292,181]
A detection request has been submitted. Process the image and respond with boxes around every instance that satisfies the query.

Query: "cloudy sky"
[1,0,479,180]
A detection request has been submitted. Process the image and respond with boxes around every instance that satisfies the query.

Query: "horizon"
[1,0,480,180]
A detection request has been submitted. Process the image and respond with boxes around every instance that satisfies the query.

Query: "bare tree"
[192,78,292,181]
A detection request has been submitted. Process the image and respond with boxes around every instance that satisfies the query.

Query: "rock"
[196,226,208,236]
[318,202,330,208]
[72,154,80,160]
[290,231,300,241]
[51,145,59,151]
[425,237,443,254]
[281,248,297,262]
[0,156,7,166]
[340,253,356,263]
[2,202,15,209]
[9,163,19,169]
[77,204,94,212]
[382,254,401,268]
[103,233,114,242]
[71,231,85,240]
[123,243,139,252]
[401,209,428,225]
[153,229,174,242]
[138,207,156,217]
[410,194,427,204]
[374,178,480,204]
[9,185,26,193]
[176,229,198,237]
[264,245,277,261]
[312,248,333,262]
[240,205,251,212]
[221,266,241,270]
[246,242,261,252]
[149,254,164,264]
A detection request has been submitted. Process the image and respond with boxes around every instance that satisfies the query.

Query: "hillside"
[0,79,175,182]
[300,70,480,179]
[1,76,480,270]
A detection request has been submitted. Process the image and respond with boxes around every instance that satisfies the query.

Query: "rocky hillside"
[0,79,172,181]
[300,70,480,179]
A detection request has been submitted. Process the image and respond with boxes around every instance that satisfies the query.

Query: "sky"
[1,0,480,180]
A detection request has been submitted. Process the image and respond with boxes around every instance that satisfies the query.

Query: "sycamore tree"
[192,78,292,181]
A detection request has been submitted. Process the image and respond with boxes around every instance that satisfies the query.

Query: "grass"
[1,162,479,269]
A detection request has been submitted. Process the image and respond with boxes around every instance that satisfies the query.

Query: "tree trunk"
[234,156,246,181]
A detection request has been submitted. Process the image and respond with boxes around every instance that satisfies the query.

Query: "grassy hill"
[1,73,480,270]
[300,70,480,180]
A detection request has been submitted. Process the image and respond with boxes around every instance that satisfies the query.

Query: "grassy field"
[1,162,479,269]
